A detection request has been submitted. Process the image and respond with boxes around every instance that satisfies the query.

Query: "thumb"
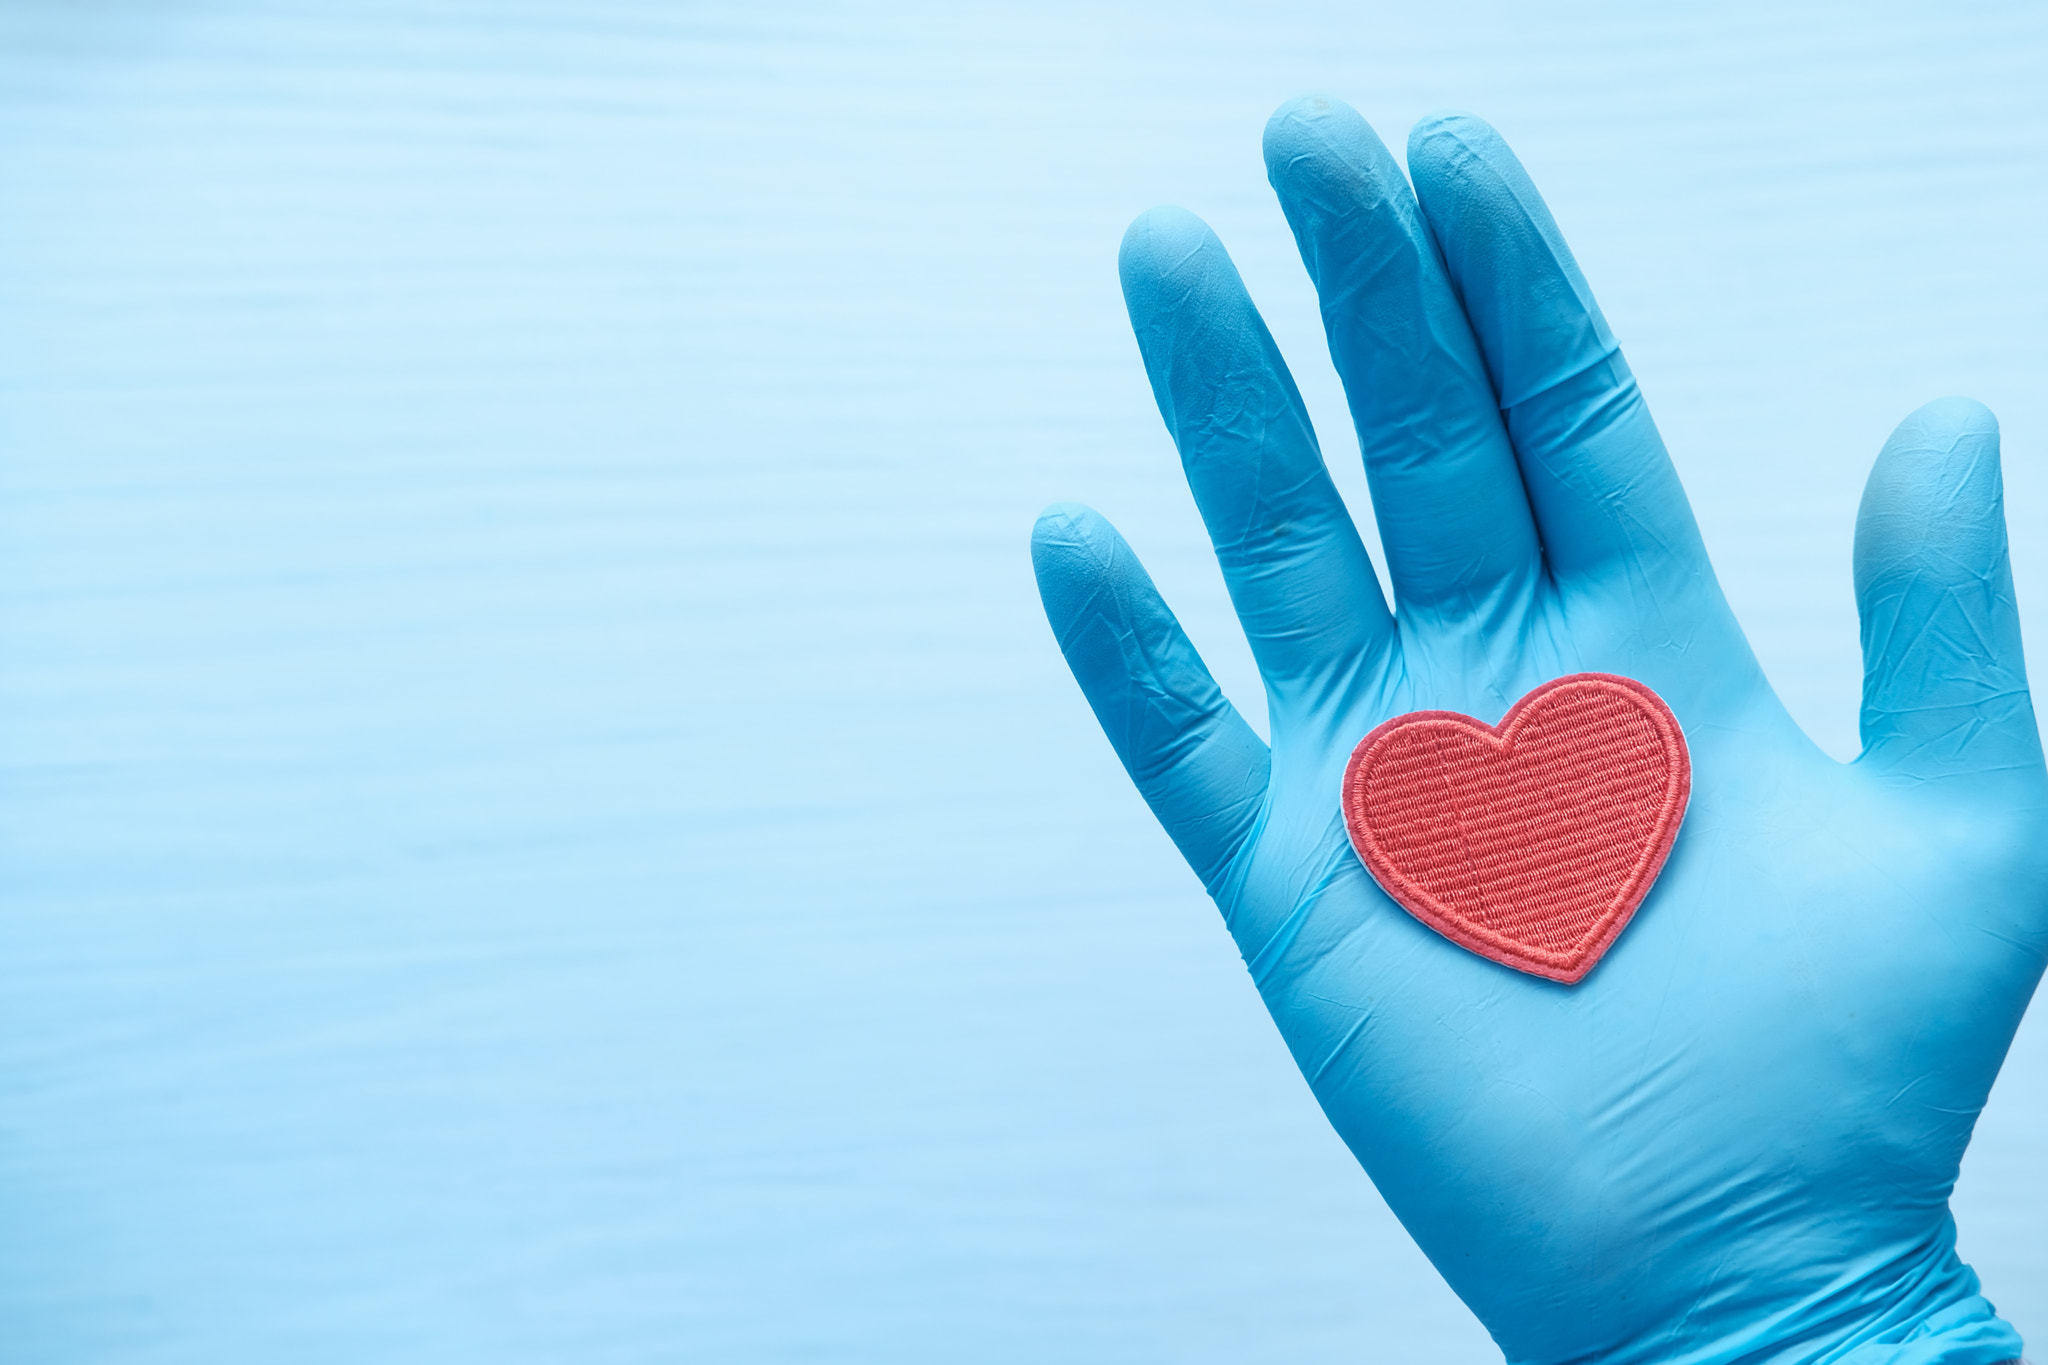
[1854,397,2042,783]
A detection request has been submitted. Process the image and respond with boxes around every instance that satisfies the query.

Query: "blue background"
[1,3,2043,1359]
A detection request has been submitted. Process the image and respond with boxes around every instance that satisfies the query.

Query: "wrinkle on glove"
[1854,397,2039,786]
[1032,504,1268,895]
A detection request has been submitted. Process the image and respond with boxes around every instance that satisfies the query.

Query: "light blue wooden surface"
[1,2,2044,1359]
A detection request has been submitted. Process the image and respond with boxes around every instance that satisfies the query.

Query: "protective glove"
[1031,96,2047,1365]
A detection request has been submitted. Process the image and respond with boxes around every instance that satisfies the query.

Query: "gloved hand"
[1031,96,2047,1365]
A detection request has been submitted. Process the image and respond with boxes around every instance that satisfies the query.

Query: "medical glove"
[1032,97,2046,1365]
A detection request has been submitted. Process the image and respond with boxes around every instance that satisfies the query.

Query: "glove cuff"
[1825,1293,2022,1365]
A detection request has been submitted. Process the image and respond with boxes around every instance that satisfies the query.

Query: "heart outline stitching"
[1340,673,1690,985]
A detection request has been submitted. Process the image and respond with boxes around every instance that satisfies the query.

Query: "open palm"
[1032,97,2047,1364]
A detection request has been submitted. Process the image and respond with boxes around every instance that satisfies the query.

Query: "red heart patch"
[1341,673,1689,984]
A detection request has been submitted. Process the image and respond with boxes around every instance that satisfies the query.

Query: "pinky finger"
[1032,504,1270,894]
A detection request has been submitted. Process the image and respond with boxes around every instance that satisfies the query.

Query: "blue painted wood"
[0,2,2043,1358]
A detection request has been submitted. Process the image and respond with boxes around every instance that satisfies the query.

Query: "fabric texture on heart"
[1341,673,1690,984]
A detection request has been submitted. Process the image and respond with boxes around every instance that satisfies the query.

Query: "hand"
[1031,96,2047,1365]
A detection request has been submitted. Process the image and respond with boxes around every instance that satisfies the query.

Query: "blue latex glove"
[1032,97,2047,1365]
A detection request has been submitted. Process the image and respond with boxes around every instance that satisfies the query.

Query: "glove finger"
[1854,398,2042,785]
[1405,113,1716,605]
[1119,207,1394,723]
[1263,96,1542,632]
[1033,504,1271,893]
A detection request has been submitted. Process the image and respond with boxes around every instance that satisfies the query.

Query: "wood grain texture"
[0,2,2044,1359]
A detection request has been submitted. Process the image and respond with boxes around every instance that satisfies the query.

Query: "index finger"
[1404,113,1713,598]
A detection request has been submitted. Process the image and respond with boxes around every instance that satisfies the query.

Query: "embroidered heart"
[1340,673,1690,984]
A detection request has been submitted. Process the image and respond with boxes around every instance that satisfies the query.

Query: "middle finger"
[1264,96,1542,636]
